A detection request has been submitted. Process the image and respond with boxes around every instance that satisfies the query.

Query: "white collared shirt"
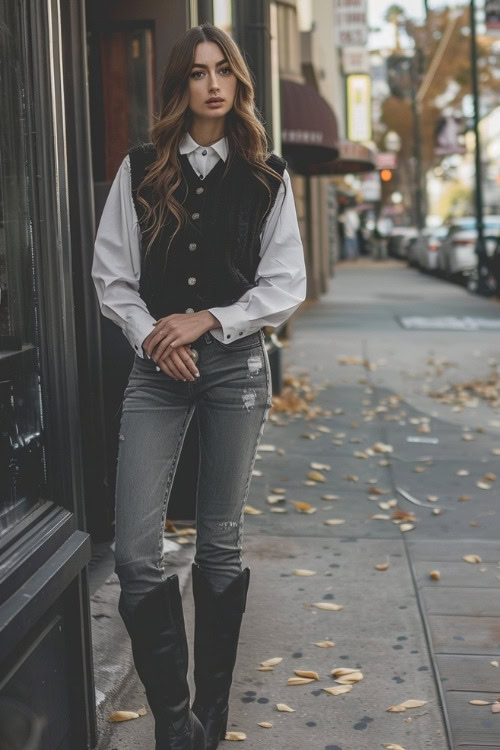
[91,133,306,355]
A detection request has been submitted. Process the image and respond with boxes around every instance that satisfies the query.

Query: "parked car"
[388,227,418,259]
[437,216,500,282]
[416,226,448,271]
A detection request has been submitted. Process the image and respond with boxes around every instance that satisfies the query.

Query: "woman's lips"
[206,100,224,107]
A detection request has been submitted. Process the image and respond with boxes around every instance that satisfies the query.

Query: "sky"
[368,0,426,49]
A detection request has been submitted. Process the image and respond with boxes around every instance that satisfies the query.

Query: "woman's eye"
[219,67,232,75]
[191,71,204,79]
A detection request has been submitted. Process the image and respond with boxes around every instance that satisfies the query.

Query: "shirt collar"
[179,132,228,162]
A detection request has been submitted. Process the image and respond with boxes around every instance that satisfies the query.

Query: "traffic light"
[380,169,393,182]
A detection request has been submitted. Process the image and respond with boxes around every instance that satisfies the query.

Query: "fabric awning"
[280,79,339,168]
[304,141,377,176]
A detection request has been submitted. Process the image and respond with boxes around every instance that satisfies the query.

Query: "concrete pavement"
[92,260,500,750]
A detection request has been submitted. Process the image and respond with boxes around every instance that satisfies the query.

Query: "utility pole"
[410,52,424,232]
[470,0,489,293]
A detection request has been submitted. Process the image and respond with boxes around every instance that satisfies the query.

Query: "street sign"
[346,74,372,142]
[335,0,368,47]
[375,152,398,170]
[486,0,500,32]
[342,47,370,74]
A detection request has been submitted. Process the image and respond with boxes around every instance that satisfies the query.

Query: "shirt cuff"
[125,312,157,358]
[207,305,256,343]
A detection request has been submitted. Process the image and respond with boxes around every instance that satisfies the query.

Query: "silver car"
[437,216,500,280]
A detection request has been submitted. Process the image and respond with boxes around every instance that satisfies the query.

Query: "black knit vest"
[128,143,286,320]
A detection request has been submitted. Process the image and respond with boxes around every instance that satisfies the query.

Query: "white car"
[416,227,448,271]
[437,216,500,280]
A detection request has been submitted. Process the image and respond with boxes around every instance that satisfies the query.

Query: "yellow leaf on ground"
[331,668,360,677]
[308,470,326,482]
[324,519,346,526]
[294,670,319,680]
[257,666,274,672]
[429,570,440,580]
[310,462,331,471]
[384,745,406,750]
[137,706,147,716]
[463,554,482,563]
[260,657,283,668]
[477,481,492,490]
[292,569,317,576]
[321,494,340,501]
[276,704,296,712]
[287,677,315,685]
[376,562,389,570]
[244,506,262,515]
[270,507,287,513]
[225,731,247,740]
[399,523,415,532]
[334,671,363,684]
[490,661,499,667]
[470,700,491,705]
[258,722,273,728]
[107,711,140,722]
[322,685,352,695]
[293,501,317,514]
[312,602,344,611]
[314,641,336,647]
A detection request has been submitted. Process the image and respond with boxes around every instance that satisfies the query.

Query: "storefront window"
[0,1,46,536]
[214,0,232,36]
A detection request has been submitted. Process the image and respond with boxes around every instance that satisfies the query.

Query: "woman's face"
[188,41,237,122]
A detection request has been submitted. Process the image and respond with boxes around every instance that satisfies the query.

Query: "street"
[93,261,500,750]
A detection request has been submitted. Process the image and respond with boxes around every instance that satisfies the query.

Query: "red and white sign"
[375,152,398,170]
[335,0,368,47]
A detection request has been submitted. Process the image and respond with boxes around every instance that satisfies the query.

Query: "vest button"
[196,187,204,194]
[201,150,207,156]
[192,212,200,220]
[185,307,194,314]
[188,243,197,251]
[188,277,197,286]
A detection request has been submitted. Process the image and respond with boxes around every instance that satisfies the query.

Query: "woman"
[92,23,306,750]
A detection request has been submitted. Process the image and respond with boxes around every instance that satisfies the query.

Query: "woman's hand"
[156,344,200,381]
[143,310,220,360]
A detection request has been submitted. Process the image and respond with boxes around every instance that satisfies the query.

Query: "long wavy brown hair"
[136,23,284,254]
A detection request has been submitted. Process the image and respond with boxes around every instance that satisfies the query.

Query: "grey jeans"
[114,328,272,613]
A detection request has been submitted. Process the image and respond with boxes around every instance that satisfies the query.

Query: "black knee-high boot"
[191,564,250,750]
[119,575,206,750]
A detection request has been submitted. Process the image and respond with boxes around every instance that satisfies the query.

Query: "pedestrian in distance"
[92,23,306,750]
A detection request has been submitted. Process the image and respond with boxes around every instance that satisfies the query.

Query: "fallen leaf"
[287,677,315,685]
[259,444,276,452]
[469,699,491,705]
[276,704,295,712]
[293,501,317,514]
[427,495,439,502]
[463,433,475,441]
[463,554,482,563]
[317,425,332,433]
[322,685,352,695]
[107,711,140,722]
[225,731,247,740]
[308,470,326,482]
[137,706,147,716]
[314,641,336,648]
[312,602,344,611]
[343,474,359,482]
[257,666,274,672]
[252,469,263,477]
[323,519,346,526]
[244,506,262,515]
[492,702,500,713]
[270,507,288,513]
[258,722,273,728]
[458,495,472,502]
[491,661,499,667]
[372,442,394,453]
[387,699,428,712]
[369,513,391,520]
[331,668,360,677]
[267,495,285,504]
[333,671,363,684]
[294,670,319,680]
[429,570,441,580]
[384,745,406,750]
[292,569,317,576]
[413,466,426,473]
[369,487,390,496]
[457,469,470,476]
[376,562,390,570]
[321,494,340,501]
[260,657,283,668]
[399,523,415,532]
[310,462,331,471]
[271,487,287,494]
[477,481,492,490]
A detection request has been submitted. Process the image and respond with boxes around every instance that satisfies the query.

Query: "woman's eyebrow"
[191,59,229,69]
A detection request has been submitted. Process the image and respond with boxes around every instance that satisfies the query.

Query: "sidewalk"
[91,261,500,750]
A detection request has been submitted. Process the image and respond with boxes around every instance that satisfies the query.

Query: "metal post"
[197,0,214,25]
[470,0,489,293]
[410,53,424,232]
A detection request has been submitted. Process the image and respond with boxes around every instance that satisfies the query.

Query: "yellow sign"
[346,74,372,143]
